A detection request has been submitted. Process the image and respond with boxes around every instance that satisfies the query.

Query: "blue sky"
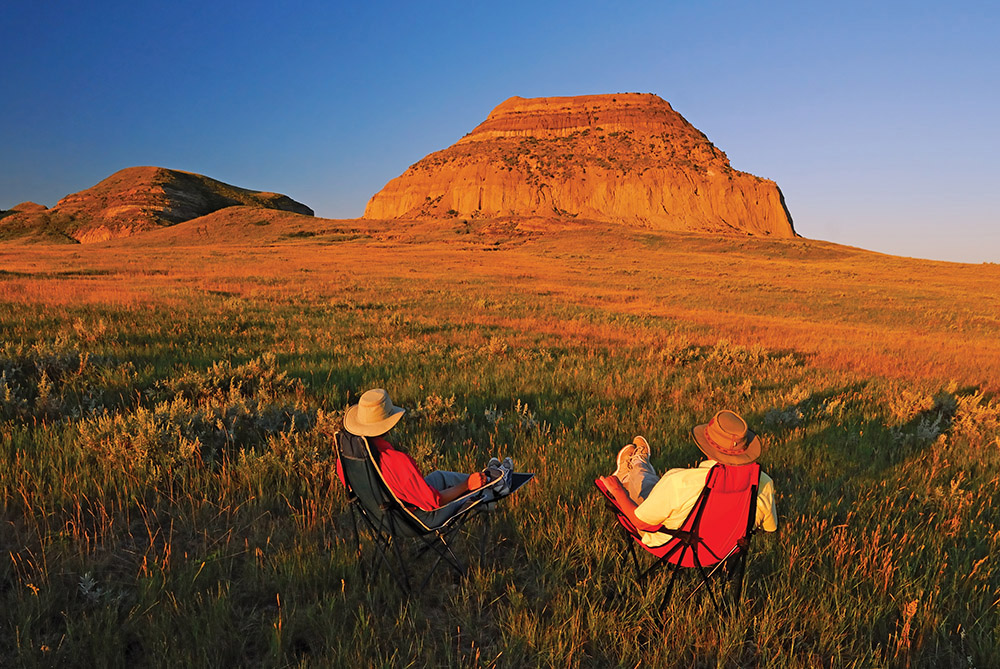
[2,1,998,263]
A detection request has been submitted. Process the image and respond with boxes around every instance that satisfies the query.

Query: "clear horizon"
[2,1,998,263]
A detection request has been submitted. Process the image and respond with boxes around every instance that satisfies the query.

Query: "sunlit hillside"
[2,218,998,666]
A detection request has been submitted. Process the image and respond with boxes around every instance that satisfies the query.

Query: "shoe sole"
[612,444,635,479]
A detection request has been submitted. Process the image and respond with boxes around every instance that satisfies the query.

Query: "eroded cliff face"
[1,166,314,243]
[364,94,795,237]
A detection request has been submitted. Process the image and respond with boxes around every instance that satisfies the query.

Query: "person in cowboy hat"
[597,409,777,544]
[338,388,514,511]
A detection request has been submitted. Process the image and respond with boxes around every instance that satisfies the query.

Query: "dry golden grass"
[3,217,998,391]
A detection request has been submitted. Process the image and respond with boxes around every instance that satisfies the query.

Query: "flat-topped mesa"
[364,93,796,237]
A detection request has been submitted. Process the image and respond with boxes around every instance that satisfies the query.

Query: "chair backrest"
[337,430,397,528]
[664,463,760,567]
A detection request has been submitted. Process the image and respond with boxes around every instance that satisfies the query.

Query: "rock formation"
[364,94,795,237]
[1,166,313,243]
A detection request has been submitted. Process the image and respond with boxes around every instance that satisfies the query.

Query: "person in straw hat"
[597,409,777,546]
[339,388,514,511]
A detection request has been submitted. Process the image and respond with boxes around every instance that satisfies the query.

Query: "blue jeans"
[424,469,502,518]
[424,470,468,491]
[619,458,660,506]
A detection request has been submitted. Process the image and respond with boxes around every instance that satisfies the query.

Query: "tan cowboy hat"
[691,409,763,465]
[344,388,405,437]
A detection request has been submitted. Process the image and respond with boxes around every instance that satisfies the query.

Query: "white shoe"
[497,457,514,494]
[612,444,636,481]
[627,437,651,474]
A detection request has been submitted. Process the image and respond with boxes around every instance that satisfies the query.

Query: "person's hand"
[467,471,488,490]
[600,475,625,494]
[599,476,635,508]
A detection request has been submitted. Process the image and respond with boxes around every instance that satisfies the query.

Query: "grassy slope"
[1,219,998,667]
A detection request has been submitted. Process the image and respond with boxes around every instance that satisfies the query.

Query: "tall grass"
[1,225,998,666]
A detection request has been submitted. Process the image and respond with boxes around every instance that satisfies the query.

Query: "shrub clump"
[886,389,936,424]
[485,399,550,435]
[952,392,1000,448]
[0,337,136,422]
[78,354,312,471]
[154,352,302,404]
[410,393,467,428]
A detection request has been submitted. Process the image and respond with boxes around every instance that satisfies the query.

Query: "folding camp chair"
[595,463,760,614]
[337,430,533,594]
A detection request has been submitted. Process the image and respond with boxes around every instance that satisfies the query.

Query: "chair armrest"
[594,478,665,534]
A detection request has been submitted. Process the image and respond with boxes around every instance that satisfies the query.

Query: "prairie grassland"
[1,219,999,667]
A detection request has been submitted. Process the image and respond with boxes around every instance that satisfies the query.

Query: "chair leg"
[362,513,413,593]
[479,511,492,563]
[347,506,367,582]
[692,561,722,614]
[413,525,466,571]
[624,528,642,579]
[348,502,491,595]
[417,533,467,592]
[366,529,404,590]
[386,532,413,593]
[351,506,395,587]
[349,505,362,559]
[728,552,748,610]
[659,565,682,618]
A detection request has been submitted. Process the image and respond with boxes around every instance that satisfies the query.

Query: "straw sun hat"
[344,388,405,437]
[691,410,763,466]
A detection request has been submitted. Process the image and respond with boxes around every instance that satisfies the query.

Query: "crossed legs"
[614,436,660,504]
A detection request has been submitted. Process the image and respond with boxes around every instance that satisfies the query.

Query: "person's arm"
[436,471,489,504]
[756,476,778,532]
[599,476,662,533]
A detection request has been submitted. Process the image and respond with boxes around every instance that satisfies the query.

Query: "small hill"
[0,202,76,244]
[109,206,348,246]
[365,93,795,237]
[8,202,48,213]
[0,167,313,243]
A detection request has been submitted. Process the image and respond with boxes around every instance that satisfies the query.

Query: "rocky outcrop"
[1,166,314,243]
[365,94,795,237]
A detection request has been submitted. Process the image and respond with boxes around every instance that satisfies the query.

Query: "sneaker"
[632,436,651,458]
[481,457,503,488]
[613,443,636,481]
[627,436,652,473]
[497,457,514,494]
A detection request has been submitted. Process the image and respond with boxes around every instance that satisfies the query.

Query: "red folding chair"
[595,463,760,614]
